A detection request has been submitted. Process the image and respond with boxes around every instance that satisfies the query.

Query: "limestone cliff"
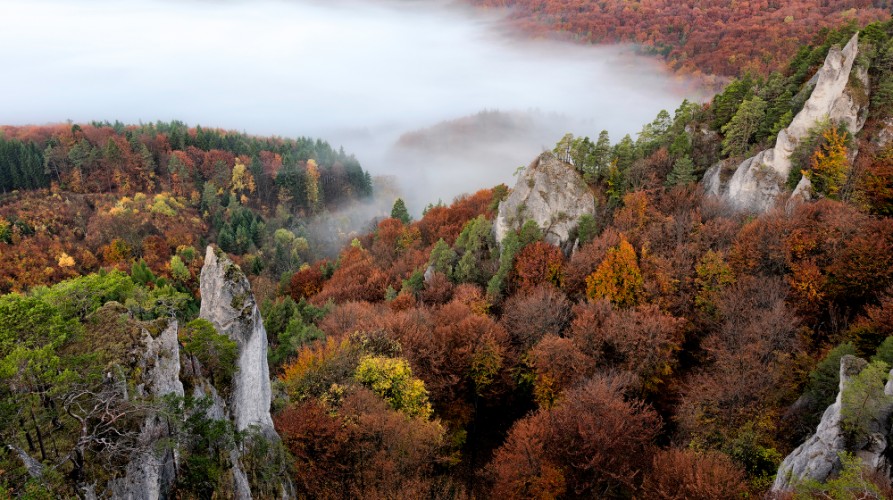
[494,152,595,251]
[772,355,893,491]
[109,320,184,499]
[199,246,275,436]
[706,33,868,212]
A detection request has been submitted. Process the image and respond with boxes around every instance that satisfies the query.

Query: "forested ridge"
[4,14,893,500]
[0,121,373,294]
[470,0,891,79]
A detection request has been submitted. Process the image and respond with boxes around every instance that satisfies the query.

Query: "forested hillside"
[470,0,891,79]
[4,14,893,500]
[0,122,373,295]
[267,20,893,497]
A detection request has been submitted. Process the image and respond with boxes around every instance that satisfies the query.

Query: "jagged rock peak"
[199,246,275,434]
[706,33,867,213]
[109,319,183,499]
[772,354,893,492]
[494,151,595,251]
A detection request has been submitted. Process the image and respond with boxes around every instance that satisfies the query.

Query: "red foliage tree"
[314,246,389,305]
[641,448,749,499]
[489,375,659,498]
[511,241,565,291]
[289,266,324,301]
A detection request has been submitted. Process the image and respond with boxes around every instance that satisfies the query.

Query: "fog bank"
[0,0,703,213]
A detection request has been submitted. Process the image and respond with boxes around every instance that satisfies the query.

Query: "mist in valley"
[0,0,703,215]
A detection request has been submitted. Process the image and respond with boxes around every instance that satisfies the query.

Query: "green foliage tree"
[131,259,156,285]
[612,134,638,173]
[575,214,599,245]
[33,270,136,319]
[487,231,521,299]
[636,109,671,155]
[804,343,858,418]
[170,255,191,283]
[872,337,893,366]
[590,130,612,181]
[840,360,892,442]
[712,75,755,130]
[428,238,457,276]
[453,215,495,285]
[390,198,411,224]
[181,319,239,389]
[721,96,767,157]
[665,156,696,187]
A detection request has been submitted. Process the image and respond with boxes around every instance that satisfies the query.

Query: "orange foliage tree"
[488,375,659,498]
[585,235,643,307]
[512,241,564,291]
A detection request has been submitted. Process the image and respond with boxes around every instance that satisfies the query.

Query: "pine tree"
[721,96,767,157]
[665,156,696,187]
[391,198,411,224]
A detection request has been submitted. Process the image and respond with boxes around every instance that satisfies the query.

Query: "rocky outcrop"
[199,246,275,436]
[707,33,868,212]
[772,355,893,492]
[494,152,595,251]
[109,320,184,499]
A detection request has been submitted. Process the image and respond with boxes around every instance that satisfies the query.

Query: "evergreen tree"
[721,96,767,157]
[590,130,612,180]
[613,134,638,173]
[391,198,411,224]
[666,156,697,186]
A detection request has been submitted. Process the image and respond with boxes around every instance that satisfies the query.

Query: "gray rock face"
[786,176,814,213]
[707,33,867,212]
[110,320,184,500]
[772,355,893,491]
[199,246,275,435]
[494,152,595,250]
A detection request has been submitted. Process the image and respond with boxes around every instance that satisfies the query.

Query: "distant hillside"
[0,122,373,294]
[469,0,891,79]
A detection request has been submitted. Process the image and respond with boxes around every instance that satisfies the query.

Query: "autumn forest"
[3,1,893,499]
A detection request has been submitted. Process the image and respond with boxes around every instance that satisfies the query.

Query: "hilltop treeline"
[470,0,890,79]
[0,122,373,294]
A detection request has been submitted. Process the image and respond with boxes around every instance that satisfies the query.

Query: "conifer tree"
[391,198,411,224]
[665,156,696,186]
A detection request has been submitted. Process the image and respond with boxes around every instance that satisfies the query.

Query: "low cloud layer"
[0,0,703,214]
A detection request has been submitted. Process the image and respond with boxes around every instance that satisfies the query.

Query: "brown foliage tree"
[511,241,565,291]
[500,285,572,350]
[489,375,659,498]
[529,334,594,408]
[314,246,389,305]
[569,301,684,392]
[641,448,748,500]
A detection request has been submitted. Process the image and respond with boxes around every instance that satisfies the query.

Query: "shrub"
[181,319,239,389]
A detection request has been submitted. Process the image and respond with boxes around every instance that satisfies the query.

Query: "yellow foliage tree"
[230,159,256,204]
[306,159,321,212]
[354,355,433,419]
[806,127,850,199]
[585,236,643,307]
[57,252,75,268]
